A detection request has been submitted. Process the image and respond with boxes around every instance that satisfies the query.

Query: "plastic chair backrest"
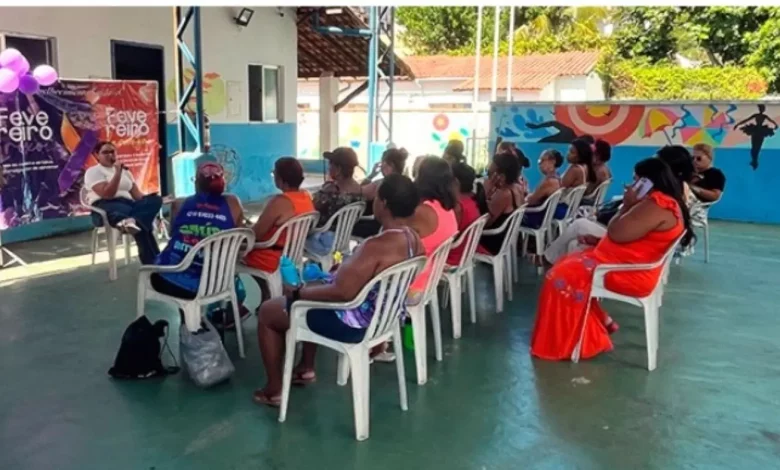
[417,237,455,304]
[562,185,588,220]
[540,188,565,230]
[362,256,427,341]
[279,212,320,267]
[451,214,488,270]
[592,178,612,208]
[327,202,366,253]
[191,228,255,298]
[497,207,526,255]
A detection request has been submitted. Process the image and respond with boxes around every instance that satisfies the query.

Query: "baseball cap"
[323,147,359,169]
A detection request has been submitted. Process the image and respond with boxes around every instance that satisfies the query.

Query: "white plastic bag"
[179,319,234,388]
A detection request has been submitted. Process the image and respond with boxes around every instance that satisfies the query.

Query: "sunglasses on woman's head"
[198,164,224,178]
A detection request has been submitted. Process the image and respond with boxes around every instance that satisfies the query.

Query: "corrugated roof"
[296,7,414,79]
[404,51,600,90]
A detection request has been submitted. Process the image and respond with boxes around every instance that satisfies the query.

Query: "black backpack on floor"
[108,316,179,379]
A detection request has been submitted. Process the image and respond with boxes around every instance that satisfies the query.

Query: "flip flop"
[291,369,316,386]
[252,389,281,408]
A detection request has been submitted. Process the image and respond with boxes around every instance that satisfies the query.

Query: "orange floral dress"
[530,191,684,361]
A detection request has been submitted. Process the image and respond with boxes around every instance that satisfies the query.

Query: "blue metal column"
[172,6,206,197]
[366,7,379,149]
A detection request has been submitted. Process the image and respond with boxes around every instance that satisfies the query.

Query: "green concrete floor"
[1,221,779,470]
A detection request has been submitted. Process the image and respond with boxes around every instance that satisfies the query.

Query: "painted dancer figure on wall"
[734,104,778,170]
[525,119,578,143]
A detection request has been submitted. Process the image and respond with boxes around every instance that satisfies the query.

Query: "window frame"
[0,32,57,69]
[247,63,282,123]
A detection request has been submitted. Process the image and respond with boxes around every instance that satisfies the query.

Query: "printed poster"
[0,79,159,229]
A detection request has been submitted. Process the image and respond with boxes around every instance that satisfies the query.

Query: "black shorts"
[286,298,366,344]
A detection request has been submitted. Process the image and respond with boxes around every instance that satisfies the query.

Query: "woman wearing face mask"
[83,140,162,264]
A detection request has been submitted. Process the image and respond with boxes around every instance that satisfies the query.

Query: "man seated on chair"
[253,174,424,407]
[152,162,248,326]
[84,140,162,264]
[690,143,726,204]
[243,157,315,298]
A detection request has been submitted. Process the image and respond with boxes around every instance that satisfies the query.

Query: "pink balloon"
[7,56,30,76]
[0,48,22,68]
[33,65,58,86]
[18,74,39,94]
[0,68,20,93]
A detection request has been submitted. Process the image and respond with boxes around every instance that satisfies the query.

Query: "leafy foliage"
[396,6,780,94]
[610,62,768,100]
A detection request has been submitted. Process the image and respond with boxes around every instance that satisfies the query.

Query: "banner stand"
[0,233,26,268]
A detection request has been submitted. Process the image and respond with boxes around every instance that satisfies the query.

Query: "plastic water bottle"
[279,256,300,287]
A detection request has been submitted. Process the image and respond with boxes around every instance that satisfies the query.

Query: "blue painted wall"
[490,102,780,224]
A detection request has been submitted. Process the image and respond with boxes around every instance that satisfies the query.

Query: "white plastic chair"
[305,202,365,272]
[440,214,488,338]
[581,178,612,218]
[80,187,131,281]
[407,236,454,385]
[571,234,684,371]
[688,196,720,263]
[279,256,426,441]
[519,188,564,275]
[474,207,525,313]
[552,184,588,238]
[136,228,255,357]
[237,211,320,300]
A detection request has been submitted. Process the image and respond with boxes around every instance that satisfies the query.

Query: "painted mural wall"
[490,102,780,224]
[298,111,492,170]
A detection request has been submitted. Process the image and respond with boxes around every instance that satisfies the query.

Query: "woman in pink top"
[408,156,459,297]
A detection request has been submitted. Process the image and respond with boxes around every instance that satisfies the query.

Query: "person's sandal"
[252,389,281,408]
[117,218,141,235]
[291,369,316,386]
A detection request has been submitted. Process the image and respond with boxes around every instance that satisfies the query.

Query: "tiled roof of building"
[404,51,600,91]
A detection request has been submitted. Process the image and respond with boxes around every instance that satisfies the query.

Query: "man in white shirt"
[85,141,163,264]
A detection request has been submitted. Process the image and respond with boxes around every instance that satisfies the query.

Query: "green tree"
[746,11,780,92]
[611,7,679,62]
[680,7,773,66]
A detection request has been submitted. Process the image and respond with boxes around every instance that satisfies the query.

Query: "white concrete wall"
[585,72,606,101]
[0,6,297,123]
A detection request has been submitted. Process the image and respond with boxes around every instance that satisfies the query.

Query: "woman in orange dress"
[245,157,315,275]
[531,157,694,361]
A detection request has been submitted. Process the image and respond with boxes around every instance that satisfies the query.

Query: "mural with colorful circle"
[431,113,470,151]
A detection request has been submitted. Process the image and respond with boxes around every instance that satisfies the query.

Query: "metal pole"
[490,7,500,103]
[366,6,378,147]
[471,6,483,160]
[192,7,204,151]
[506,6,514,101]
[388,7,395,144]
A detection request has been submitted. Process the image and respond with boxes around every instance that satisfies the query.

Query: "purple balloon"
[0,68,19,93]
[18,74,39,94]
[0,48,22,68]
[33,65,58,86]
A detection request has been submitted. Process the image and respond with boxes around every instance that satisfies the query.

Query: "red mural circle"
[554,105,646,145]
[433,114,450,132]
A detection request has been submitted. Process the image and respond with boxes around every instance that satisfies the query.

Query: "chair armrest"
[138,263,189,275]
[481,227,503,236]
[288,297,369,321]
[523,205,547,214]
